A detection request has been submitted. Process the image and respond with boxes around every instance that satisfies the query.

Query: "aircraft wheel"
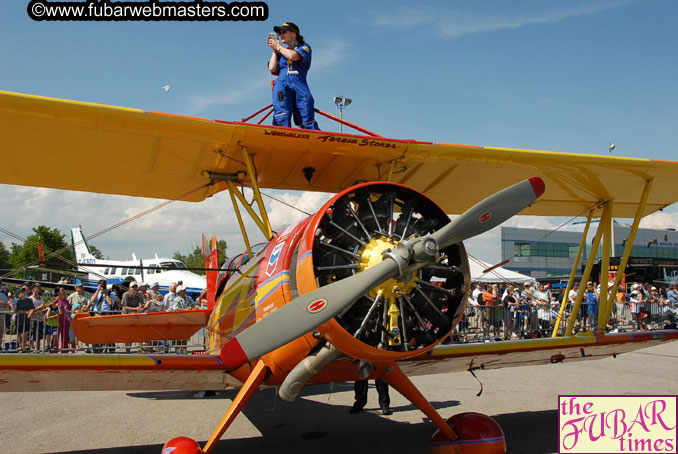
[162,436,203,454]
[429,412,505,454]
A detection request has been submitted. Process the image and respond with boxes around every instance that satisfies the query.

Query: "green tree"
[173,247,204,273]
[173,239,228,275]
[88,244,106,260]
[0,241,10,272]
[9,226,74,271]
[215,239,228,266]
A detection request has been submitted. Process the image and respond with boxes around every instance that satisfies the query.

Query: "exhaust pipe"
[279,343,342,402]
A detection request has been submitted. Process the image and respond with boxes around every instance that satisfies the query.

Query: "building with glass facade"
[501,224,678,279]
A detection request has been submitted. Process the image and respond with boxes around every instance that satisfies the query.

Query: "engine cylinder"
[294,182,470,362]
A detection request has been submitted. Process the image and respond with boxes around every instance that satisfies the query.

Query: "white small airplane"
[71,227,206,297]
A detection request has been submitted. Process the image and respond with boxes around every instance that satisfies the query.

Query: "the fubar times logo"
[559,395,677,453]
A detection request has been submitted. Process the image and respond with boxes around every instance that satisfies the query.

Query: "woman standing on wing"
[267,22,319,130]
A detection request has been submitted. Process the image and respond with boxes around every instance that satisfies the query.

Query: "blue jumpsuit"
[271,43,319,130]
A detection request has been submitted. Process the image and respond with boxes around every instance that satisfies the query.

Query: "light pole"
[333,95,352,133]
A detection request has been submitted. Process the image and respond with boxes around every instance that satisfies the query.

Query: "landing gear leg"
[379,362,505,454]
[162,360,269,454]
[379,361,458,440]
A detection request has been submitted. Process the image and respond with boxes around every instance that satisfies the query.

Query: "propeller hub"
[358,235,417,300]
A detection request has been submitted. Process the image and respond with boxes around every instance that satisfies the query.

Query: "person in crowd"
[138,282,149,303]
[122,282,145,313]
[42,298,60,351]
[472,283,483,305]
[147,282,160,304]
[28,284,46,350]
[110,287,122,311]
[629,283,644,331]
[68,282,88,309]
[164,282,178,312]
[350,379,392,415]
[13,288,33,352]
[502,286,518,339]
[91,280,117,352]
[172,285,199,353]
[481,283,497,342]
[267,22,320,130]
[55,287,73,352]
[520,282,537,335]
[91,279,114,314]
[667,284,678,305]
[534,283,549,306]
[583,282,598,331]
[197,289,208,309]
[121,282,146,352]
[567,283,579,310]
[172,285,198,310]
[615,285,627,326]
[537,301,558,335]
[0,287,9,349]
[68,283,90,350]
[144,293,165,313]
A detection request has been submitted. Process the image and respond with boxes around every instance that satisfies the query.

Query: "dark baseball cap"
[273,22,300,34]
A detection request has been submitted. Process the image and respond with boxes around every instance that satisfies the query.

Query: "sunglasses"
[131,285,138,289]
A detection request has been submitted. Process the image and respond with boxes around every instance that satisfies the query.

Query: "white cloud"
[0,184,259,261]
[375,1,641,39]
[186,75,270,115]
[640,212,678,230]
[267,191,333,232]
[312,40,349,71]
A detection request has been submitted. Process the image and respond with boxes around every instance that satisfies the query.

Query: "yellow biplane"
[1,89,677,454]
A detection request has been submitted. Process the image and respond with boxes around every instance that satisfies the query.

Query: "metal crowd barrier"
[450,299,678,343]
[2,299,676,353]
[1,309,206,354]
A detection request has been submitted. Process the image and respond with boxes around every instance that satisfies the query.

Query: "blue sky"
[1,0,677,264]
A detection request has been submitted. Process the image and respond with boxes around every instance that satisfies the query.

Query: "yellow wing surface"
[2,330,676,392]
[2,90,677,217]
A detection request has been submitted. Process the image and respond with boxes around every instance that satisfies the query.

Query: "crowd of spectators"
[0,278,207,354]
[3,276,677,352]
[460,280,678,342]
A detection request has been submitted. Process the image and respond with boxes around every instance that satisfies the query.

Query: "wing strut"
[599,178,654,330]
[565,202,609,336]
[552,211,593,336]
[216,143,274,257]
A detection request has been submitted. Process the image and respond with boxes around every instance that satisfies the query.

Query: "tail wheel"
[312,183,469,354]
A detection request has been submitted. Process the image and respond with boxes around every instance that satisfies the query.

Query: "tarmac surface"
[2,341,677,454]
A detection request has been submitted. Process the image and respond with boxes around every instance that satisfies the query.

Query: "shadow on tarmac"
[47,383,557,454]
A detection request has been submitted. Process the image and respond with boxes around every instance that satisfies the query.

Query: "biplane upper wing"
[2,90,678,217]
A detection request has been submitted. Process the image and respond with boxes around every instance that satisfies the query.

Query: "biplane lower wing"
[2,330,675,393]
[0,354,242,392]
[71,310,211,344]
[399,329,678,377]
